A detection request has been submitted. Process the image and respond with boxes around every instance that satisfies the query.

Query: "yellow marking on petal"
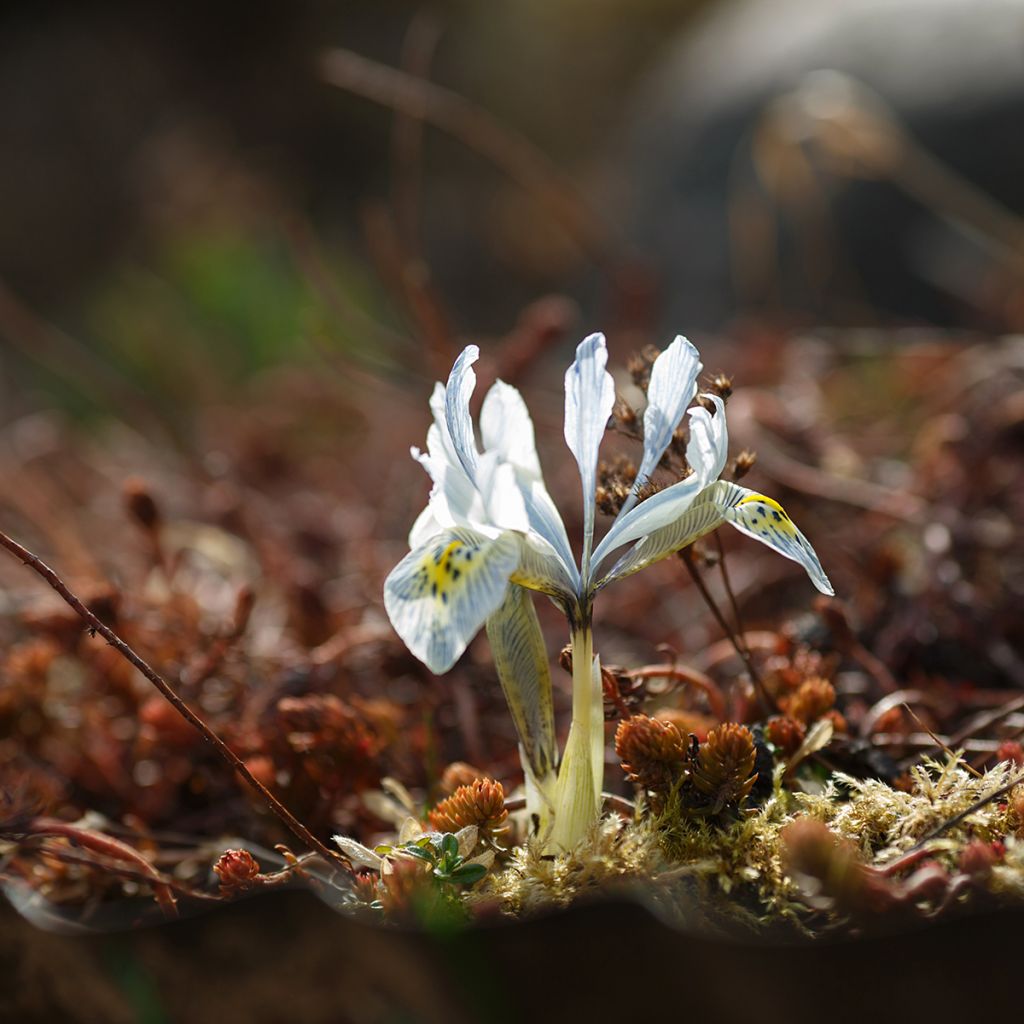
[411,538,482,608]
[738,492,789,519]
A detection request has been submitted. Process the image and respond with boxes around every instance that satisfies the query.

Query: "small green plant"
[384,334,833,850]
[376,832,489,888]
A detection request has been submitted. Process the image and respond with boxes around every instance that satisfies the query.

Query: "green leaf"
[449,863,487,886]
[441,833,460,860]
[402,846,435,864]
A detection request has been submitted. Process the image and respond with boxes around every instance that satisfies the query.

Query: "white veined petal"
[521,480,579,588]
[485,584,558,787]
[686,394,729,484]
[477,379,576,579]
[415,429,486,533]
[722,485,835,595]
[596,487,729,586]
[590,471,704,572]
[511,531,578,601]
[626,336,701,510]
[408,502,443,548]
[480,379,542,479]
[476,451,529,533]
[591,397,728,573]
[444,345,481,479]
[563,333,615,573]
[383,527,520,673]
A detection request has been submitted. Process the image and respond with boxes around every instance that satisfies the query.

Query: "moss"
[476,757,1024,933]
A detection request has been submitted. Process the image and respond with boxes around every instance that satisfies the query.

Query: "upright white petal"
[621,336,701,516]
[384,527,520,673]
[480,380,542,479]
[721,484,835,595]
[590,394,729,571]
[413,429,490,535]
[475,452,529,534]
[564,333,615,577]
[685,394,729,483]
[480,379,577,581]
[444,346,481,479]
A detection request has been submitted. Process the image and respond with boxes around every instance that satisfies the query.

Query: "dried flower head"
[782,677,837,726]
[654,707,717,743]
[730,449,757,481]
[428,779,509,845]
[996,740,1024,767]
[214,848,261,896]
[627,345,661,391]
[708,373,734,401]
[765,714,806,756]
[440,762,485,795]
[615,714,688,795]
[691,723,758,811]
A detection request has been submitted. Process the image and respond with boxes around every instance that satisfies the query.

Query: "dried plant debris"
[2,333,1024,935]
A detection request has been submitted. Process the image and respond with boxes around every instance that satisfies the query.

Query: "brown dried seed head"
[765,715,806,757]
[708,373,733,400]
[214,849,261,896]
[996,740,1024,767]
[615,714,689,793]
[612,397,637,428]
[654,708,718,743]
[440,761,485,795]
[627,345,661,391]
[691,723,758,808]
[782,677,837,726]
[123,477,161,531]
[731,449,757,481]
[428,778,509,840]
[1009,786,1024,836]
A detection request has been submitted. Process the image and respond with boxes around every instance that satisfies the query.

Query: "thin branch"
[390,12,443,250]
[0,528,348,872]
[319,46,612,268]
[680,548,775,714]
[712,532,760,683]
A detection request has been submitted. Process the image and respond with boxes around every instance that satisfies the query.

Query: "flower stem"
[549,622,603,850]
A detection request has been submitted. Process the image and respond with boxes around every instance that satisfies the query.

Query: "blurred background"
[3,0,1024,410]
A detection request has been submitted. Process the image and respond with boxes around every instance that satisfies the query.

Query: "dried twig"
[625,664,727,722]
[680,549,775,714]
[319,46,611,267]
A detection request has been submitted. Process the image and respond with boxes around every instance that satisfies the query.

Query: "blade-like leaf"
[485,584,557,786]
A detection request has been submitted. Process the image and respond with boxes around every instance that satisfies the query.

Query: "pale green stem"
[549,621,603,850]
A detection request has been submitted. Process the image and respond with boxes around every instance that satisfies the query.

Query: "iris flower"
[385,334,833,849]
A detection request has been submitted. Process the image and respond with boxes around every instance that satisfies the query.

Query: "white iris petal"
[620,336,701,517]
[563,333,616,578]
[444,345,481,478]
